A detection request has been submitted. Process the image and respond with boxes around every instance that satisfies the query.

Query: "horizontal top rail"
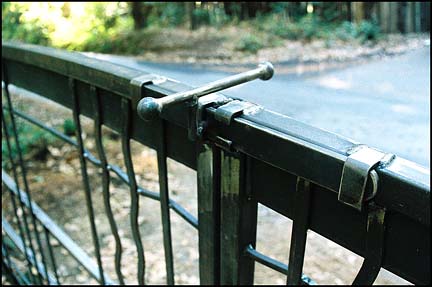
[2,41,429,224]
[2,43,430,225]
[2,41,430,284]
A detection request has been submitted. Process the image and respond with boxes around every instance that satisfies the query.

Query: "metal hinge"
[338,145,395,211]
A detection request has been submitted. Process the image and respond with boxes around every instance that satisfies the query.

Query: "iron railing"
[1,42,430,285]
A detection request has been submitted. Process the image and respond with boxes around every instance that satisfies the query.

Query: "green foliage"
[193,8,211,27]
[235,34,263,54]
[298,15,320,40]
[334,21,357,41]
[356,20,381,42]
[159,3,185,27]
[333,20,381,42]
[1,2,50,45]
[1,2,382,54]
[63,119,76,136]
[2,110,55,169]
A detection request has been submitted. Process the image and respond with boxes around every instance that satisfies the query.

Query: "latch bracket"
[338,145,394,211]
[187,93,231,141]
[130,73,166,110]
[214,99,260,125]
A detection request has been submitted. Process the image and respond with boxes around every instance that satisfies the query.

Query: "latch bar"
[137,62,274,121]
[338,145,393,211]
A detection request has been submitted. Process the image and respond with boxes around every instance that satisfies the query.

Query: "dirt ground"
[113,27,429,74]
[2,85,412,285]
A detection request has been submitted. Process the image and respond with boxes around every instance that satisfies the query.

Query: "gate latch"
[137,62,274,121]
[338,145,394,211]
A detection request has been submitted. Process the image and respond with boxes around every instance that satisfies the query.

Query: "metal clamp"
[130,73,166,109]
[137,62,274,121]
[188,93,231,141]
[338,145,395,211]
[214,99,260,125]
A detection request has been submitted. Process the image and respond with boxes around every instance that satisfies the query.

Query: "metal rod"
[2,169,115,284]
[6,105,199,230]
[121,98,146,285]
[44,227,60,284]
[1,112,38,283]
[156,119,175,285]
[137,62,274,121]
[3,63,47,284]
[287,177,312,285]
[244,245,315,285]
[69,78,106,285]
[91,85,125,285]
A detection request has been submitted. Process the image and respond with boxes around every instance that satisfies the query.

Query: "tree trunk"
[131,2,145,30]
[389,2,399,33]
[404,2,414,33]
[185,2,196,30]
[351,2,364,23]
[379,2,390,33]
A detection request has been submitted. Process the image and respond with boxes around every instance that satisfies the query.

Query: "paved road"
[85,46,430,167]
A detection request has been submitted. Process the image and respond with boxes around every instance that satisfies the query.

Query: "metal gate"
[2,42,430,285]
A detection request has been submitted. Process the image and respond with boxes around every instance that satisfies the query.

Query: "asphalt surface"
[85,46,430,168]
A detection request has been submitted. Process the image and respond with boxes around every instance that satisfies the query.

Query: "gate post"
[219,151,258,285]
[197,143,221,284]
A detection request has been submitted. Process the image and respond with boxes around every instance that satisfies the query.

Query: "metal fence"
[1,42,430,285]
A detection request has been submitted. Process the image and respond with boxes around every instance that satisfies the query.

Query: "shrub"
[298,15,319,40]
[193,8,210,27]
[334,21,357,41]
[356,20,381,42]
[63,119,76,136]
[2,110,55,168]
[2,2,50,46]
[235,34,263,54]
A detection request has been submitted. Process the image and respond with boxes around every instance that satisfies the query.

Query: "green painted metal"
[156,119,175,285]
[120,98,146,285]
[220,151,257,285]
[70,78,106,285]
[287,178,312,285]
[1,42,430,285]
[91,85,125,285]
[197,143,220,284]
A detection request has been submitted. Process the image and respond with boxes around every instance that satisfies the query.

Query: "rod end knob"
[137,97,161,121]
[259,62,274,81]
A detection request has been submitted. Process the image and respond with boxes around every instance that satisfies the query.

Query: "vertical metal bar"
[2,242,27,285]
[34,220,50,284]
[197,143,221,284]
[352,203,386,285]
[120,97,146,285]
[220,151,257,285]
[90,85,125,285]
[156,119,175,285]
[2,64,46,284]
[69,78,106,285]
[1,112,37,283]
[43,227,60,285]
[287,177,312,285]
[2,241,13,276]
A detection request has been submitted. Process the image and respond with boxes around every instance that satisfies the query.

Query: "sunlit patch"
[318,76,351,90]
[9,2,133,49]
